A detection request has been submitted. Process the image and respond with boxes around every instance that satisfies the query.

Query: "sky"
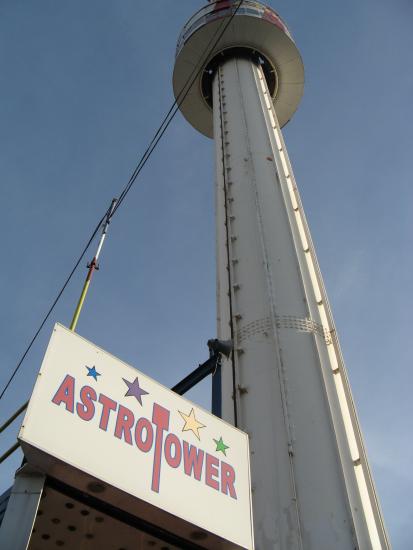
[0,0,412,547]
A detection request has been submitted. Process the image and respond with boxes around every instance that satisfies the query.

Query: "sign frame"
[19,324,254,550]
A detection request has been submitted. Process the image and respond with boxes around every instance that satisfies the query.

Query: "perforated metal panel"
[28,486,183,550]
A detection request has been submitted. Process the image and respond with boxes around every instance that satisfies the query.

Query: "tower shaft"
[213,56,387,549]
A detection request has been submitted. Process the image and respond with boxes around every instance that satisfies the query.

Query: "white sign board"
[19,324,254,549]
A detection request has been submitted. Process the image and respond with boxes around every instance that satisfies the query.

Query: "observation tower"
[173,1,390,549]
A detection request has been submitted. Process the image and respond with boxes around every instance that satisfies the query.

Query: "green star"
[214,436,229,456]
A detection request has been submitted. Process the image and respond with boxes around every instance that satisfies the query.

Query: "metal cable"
[111,0,245,217]
[0,1,244,412]
[0,213,106,401]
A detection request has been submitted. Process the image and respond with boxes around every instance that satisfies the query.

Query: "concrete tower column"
[173,2,390,548]
[213,54,375,549]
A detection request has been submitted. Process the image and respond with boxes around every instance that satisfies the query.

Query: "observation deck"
[173,0,304,137]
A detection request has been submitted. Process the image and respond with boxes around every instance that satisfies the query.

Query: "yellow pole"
[0,198,117,460]
[69,198,117,332]
[70,270,94,331]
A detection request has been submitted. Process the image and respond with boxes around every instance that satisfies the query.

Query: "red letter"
[151,403,170,493]
[52,375,75,413]
[221,461,237,499]
[205,453,220,491]
[98,394,117,430]
[183,441,204,481]
[76,386,96,421]
[164,434,181,469]
[114,405,134,445]
[135,417,153,453]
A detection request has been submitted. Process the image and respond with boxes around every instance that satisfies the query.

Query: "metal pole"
[0,401,28,434]
[211,359,222,418]
[171,354,219,396]
[0,199,117,462]
[0,442,20,465]
[0,466,45,550]
[70,198,117,331]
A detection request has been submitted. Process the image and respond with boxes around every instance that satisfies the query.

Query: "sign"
[19,324,254,549]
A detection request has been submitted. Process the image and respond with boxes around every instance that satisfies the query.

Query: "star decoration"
[86,365,101,381]
[179,408,206,441]
[122,376,149,406]
[214,436,229,456]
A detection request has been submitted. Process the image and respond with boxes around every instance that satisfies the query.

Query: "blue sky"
[0,1,412,547]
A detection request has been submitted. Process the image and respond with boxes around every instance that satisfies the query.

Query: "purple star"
[122,376,149,406]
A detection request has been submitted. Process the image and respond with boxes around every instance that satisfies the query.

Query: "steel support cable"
[0,213,107,403]
[111,0,245,218]
[0,1,244,432]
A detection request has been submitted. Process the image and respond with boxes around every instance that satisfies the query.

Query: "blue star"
[123,376,149,406]
[86,365,101,381]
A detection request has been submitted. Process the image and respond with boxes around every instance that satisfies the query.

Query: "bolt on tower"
[173,1,390,548]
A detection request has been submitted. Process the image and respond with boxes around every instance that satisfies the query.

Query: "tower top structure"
[173,0,304,137]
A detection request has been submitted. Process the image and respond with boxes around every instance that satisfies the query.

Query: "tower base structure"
[173,2,390,549]
[213,55,387,549]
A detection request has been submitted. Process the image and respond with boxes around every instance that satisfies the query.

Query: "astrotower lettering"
[51,374,237,499]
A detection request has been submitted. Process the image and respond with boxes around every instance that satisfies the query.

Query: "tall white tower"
[173,2,390,548]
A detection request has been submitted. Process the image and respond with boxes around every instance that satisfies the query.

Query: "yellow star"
[179,407,206,440]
